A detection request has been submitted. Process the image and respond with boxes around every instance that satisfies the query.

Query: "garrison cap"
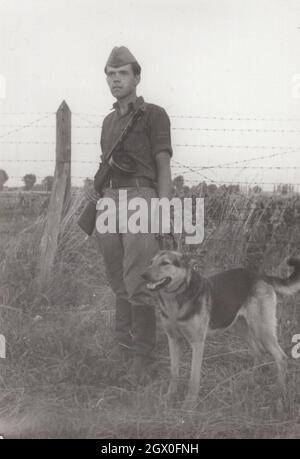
[105,46,140,72]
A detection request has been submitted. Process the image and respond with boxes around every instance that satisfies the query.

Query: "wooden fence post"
[37,100,71,290]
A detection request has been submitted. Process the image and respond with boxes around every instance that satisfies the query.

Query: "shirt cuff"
[152,144,173,157]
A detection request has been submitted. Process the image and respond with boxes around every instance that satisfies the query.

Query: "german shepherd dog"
[142,251,300,408]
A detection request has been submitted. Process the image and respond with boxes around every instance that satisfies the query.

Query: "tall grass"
[0,191,299,438]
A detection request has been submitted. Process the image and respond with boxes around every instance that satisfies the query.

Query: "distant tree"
[183,185,190,196]
[227,184,240,194]
[173,175,184,194]
[252,185,262,194]
[280,184,289,195]
[0,169,8,191]
[207,184,218,194]
[42,176,54,192]
[83,178,93,190]
[22,173,37,191]
[218,184,228,194]
[275,183,292,195]
[198,181,207,195]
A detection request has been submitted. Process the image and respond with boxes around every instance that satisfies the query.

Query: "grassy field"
[0,191,300,438]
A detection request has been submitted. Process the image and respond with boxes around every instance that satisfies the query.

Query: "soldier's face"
[106,64,140,100]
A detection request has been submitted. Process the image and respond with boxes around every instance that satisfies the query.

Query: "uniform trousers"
[95,186,159,360]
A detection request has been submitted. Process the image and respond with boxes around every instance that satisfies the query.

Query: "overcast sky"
[1,0,300,189]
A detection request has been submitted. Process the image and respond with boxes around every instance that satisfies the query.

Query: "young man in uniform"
[96,46,173,384]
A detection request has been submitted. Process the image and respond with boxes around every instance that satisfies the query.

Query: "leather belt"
[104,176,156,189]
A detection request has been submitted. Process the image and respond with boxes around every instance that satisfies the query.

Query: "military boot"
[123,303,156,385]
[114,296,133,356]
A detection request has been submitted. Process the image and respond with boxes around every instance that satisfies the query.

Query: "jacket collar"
[112,96,146,115]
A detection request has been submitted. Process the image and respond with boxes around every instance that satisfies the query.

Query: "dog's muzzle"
[141,272,172,291]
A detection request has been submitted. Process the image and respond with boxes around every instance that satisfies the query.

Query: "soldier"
[96,46,173,384]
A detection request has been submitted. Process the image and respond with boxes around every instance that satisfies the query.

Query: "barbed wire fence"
[1,109,300,191]
[1,106,300,187]
[1,102,300,276]
[1,105,300,207]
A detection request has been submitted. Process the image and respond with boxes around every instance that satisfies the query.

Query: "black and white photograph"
[0,0,300,441]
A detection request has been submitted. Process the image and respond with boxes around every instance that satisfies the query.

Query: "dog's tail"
[265,257,300,295]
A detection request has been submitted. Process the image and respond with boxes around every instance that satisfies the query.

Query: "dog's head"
[141,250,192,293]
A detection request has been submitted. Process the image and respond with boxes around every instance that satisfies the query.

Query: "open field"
[0,191,300,438]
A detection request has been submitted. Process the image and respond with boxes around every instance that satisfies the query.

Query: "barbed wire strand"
[72,112,300,122]
[2,141,299,151]
[2,123,300,134]
[0,113,54,140]
[0,112,55,116]
[72,112,102,129]
[175,149,298,170]
[3,157,300,170]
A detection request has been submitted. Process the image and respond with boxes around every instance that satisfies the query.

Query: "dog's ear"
[181,253,197,269]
